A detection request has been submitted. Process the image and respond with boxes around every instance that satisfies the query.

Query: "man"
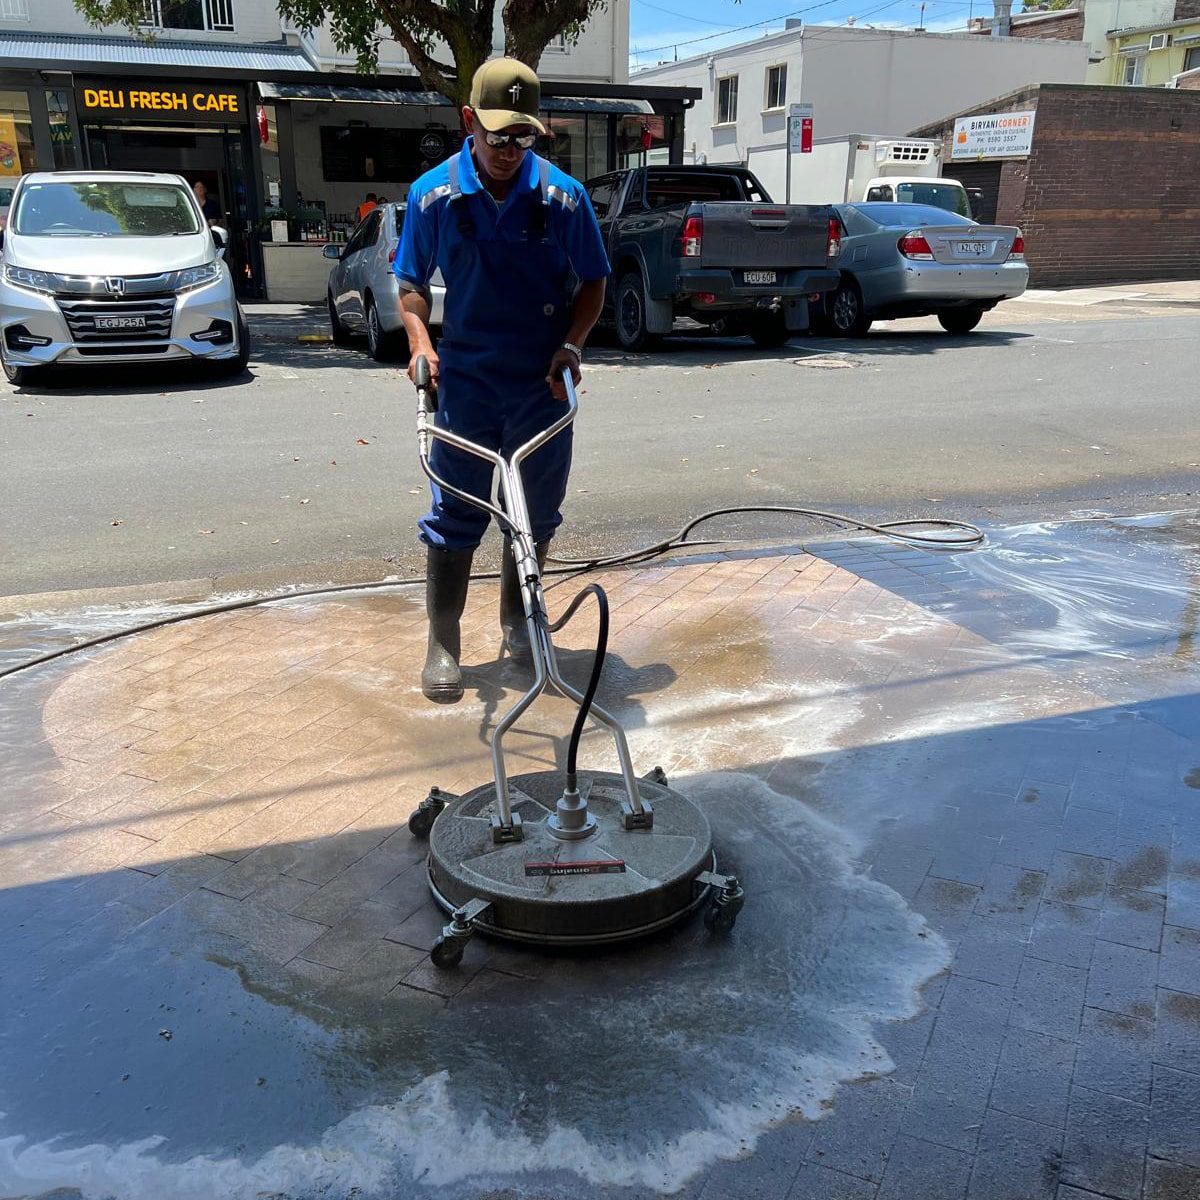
[394,57,610,704]
[357,192,378,223]
[191,180,220,225]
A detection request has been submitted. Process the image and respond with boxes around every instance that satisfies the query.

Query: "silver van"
[0,170,248,386]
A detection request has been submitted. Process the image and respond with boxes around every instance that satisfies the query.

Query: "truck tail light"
[826,217,842,259]
[682,215,703,258]
[898,231,935,261]
[1008,234,1025,260]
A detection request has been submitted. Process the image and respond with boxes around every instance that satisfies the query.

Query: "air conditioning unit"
[1149,32,1169,50]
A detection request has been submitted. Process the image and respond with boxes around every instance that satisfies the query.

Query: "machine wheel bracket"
[431,897,493,969]
[696,870,745,934]
[408,786,454,839]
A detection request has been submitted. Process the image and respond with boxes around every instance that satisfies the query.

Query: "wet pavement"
[2,516,1200,1199]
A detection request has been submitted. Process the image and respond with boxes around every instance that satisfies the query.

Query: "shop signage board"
[75,82,248,125]
[952,110,1036,160]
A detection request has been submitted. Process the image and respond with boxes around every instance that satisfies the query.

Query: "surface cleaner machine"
[406,357,745,968]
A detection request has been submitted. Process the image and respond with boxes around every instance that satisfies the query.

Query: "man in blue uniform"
[395,58,611,703]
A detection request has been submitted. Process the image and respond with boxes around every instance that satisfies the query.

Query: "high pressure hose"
[537,582,610,791]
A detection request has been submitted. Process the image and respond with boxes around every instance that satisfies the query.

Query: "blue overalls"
[394,140,611,551]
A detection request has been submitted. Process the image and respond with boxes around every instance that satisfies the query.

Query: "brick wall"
[1178,68,1200,88]
[1174,0,1200,20]
[915,85,1200,286]
[1011,10,1084,40]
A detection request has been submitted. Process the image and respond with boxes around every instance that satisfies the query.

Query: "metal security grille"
[0,0,31,19]
[206,0,235,30]
[140,0,235,31]
[57,296,176,344]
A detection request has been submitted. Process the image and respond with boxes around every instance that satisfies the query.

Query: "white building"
[634,22,1087,201]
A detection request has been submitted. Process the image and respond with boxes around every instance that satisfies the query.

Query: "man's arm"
[546,278,605,400]
[401,288,438,387]
[393,184,439,384]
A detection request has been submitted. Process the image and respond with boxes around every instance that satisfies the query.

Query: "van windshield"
[894,182,971,217]
[13,181,201,237]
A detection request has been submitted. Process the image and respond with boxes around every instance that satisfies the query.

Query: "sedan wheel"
[830,280,872,338]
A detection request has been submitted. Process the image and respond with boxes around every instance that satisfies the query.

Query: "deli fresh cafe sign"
[76,82,246,124]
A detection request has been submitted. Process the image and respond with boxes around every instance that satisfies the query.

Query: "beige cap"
[469,58,546,134]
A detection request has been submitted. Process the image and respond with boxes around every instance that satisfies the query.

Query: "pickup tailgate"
[697,202,829,269]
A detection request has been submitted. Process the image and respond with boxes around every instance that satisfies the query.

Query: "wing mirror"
[211,226,227,259]
[322,244,342,260]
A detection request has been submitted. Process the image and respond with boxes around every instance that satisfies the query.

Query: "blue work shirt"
[394,139,610,386]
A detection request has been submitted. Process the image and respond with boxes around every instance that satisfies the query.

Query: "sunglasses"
[482,130,538,150]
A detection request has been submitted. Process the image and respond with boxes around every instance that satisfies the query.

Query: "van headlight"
[171,262,222,293]
[4,265,56,294]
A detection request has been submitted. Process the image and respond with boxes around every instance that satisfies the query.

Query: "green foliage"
[73,0,610,107]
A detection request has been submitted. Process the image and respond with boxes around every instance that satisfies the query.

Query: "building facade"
[633,24,1086,202]
[0,0,691,299]
[1107,14,1200,84]
[913,82,1200,287]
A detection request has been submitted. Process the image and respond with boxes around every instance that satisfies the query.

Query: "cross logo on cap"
[509,81,522,103]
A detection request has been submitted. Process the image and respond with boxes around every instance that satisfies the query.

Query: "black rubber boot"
[500,539,549,667]
[421,545,475,703]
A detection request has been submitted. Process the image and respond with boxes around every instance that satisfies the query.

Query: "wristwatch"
[561,341,583,362]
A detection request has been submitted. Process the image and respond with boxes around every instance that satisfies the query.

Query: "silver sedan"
[816,202,1028,337]
[325,202,445,361]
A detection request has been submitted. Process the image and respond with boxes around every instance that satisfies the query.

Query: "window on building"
[0,90,37,199]
[1122,54,1145,85]
[716,75,738,125]
[46,89,79,170]
[0,0,31,21]
[547,33,569,51]
[764,64,786,111]
[140,0,234,31]
[1185,46,1200,72]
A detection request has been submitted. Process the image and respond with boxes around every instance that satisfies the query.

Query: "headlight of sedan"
[171,261,222,293]
[3,265,56,294]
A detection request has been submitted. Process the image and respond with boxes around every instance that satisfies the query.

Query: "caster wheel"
[408,806,437,839]
[704,903,737,934]
[430,935,464,969]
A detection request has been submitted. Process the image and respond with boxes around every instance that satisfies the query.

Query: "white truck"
[790,135,977,218]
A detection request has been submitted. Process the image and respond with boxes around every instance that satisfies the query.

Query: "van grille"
[56,296,176,343]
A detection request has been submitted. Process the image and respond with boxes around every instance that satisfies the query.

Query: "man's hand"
[407,345,439,388]
[546,347,581,402]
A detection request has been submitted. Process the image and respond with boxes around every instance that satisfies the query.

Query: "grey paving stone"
[1085,941,1158,1018]
[1110,841,1170,894]
[1012,957,1088,1040]
[808,1078,909,1184]
[1068,771,1124,817]
[1143,1157,1200,1200]
[1017,781,1071,826]
[1073,1006,1154,1106]
[931,836,1004,889]
[1148,1064,1200,1169]
[1097,886,1166,952]
[996,825,1058,874]
[253,873,319,912]
[931,975,1013,1057]
[916,877,985,937]
[698,1118,811,1200]
[1048,853,1110,911]
[868,844,934,901]
[387,900,447,949]
[966,1109,1064,1200]
[1154,989,1200,1074]
[990,1027,1077,1128]
[301,901,397,969]
[1165,872,1200,932]
[874,1006,936,1087]
[1158,926,1200,996]
[900,1038,997,1153]
[1029,901,1100,970]
[876,1134,972,1200]
[341,939,426,999]
[1061,1085,1149,1200]
[952,917,1028,988]
[1055,1186,1117,1200]
[975,863,1046,926]
[1057,808,1119,861]
[788,1162,879,1199]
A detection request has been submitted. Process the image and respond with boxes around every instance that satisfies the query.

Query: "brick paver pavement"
[0,538,1197,1199]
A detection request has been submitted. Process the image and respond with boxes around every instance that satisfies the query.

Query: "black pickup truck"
[583,165,840,350]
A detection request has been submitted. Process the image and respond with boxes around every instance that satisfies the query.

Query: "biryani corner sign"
[952,110,1036,160]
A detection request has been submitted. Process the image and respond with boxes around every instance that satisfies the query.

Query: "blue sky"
[628,0,997,71]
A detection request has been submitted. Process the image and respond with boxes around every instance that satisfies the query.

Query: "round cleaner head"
[427,770,715,945]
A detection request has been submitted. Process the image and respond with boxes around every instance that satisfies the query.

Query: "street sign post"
[786,102,813,203]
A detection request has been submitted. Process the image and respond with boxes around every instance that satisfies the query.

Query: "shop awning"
[258,81,653,115]
[0,31,316,72]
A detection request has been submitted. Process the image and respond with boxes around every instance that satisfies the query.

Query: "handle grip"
[413,354,437,414]
[414,355,431,390]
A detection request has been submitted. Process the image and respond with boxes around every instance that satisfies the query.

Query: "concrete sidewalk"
[1021,280,1200,308]
[2,522,1199,1199]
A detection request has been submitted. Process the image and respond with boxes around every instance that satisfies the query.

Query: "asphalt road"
[3,304,1198,602]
